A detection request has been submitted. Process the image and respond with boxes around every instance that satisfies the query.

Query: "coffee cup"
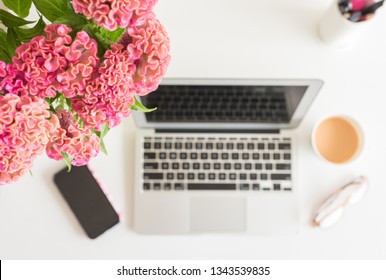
[311,115,364,164]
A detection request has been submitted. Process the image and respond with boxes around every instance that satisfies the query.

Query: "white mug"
[318,0,374,48]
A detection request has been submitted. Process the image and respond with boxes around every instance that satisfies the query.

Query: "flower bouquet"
[0,0,171,184]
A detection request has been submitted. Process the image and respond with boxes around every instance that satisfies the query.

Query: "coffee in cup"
[311,116,364,164]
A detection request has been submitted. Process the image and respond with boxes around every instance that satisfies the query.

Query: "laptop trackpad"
[190,197,246,232]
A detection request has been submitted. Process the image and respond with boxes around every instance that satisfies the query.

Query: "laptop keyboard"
[141,135,293,191]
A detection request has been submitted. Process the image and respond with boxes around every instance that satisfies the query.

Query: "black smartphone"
[53,165,119,239]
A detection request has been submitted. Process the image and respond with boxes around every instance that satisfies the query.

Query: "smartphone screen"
[54,165,119,239]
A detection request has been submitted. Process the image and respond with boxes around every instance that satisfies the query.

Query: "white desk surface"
[1,0,386,259]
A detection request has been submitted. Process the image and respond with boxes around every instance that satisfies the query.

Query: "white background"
[1,0,386,259]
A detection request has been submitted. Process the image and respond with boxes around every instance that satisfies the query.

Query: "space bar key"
[188,183,236,190]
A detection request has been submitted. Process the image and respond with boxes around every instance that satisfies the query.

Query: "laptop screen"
[140,85,308,124]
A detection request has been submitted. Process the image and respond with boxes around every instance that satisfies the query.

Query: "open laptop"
[133,78,323,234]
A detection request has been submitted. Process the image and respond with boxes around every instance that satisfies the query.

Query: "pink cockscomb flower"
[55,31,100,98]
[0,94,58,184]
[72,44,136,130]
[122,12,171,96]
[46,109,101,166]
[11,24,99,99]
[0,61,6,92]
[72,0,158,31]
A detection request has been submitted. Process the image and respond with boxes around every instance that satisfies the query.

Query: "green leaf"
[100,123,110,139]
[0,29,12,63]
[32,0,70,22]
[99,27,126,43]
[15,16,46,42]
[0,9,34,27]
[7,28,20,55]
[130,95,157,113]
[100,140,108,155]
[0,47,12,63]
[61,152,72,172]
[3,0,32,18]
[54,13,88,34]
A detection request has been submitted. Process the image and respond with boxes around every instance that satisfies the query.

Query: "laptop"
[133,78,323,234]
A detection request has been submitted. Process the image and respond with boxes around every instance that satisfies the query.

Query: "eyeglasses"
[312,176,369,229]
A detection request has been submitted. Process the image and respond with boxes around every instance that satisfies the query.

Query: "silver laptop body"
[133,78,323,234]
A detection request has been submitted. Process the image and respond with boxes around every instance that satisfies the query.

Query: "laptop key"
[247,143,254,150]
[185,142,193,149]
[188,173,195,180]
[167,173,174,180]
[240,184,249,190]
[258,143,265,150]
[255,163,262,170]
[250,173,257,180]
[284,153,291,160]
[214,163,221,170]
[183,163,190,170]
[172,163,179,169]
[143,173,163,180]
[169,152,177,159]
[242,153,249,160]
[190,152,198,160]
[245,163,252,170]
[224,163,231,170]
[237,143,244,150]
[180,152,187,159]
[144,152,156,159]
[232,153,239,160]
[276,163,291,170]
[144,163,158,170]
[161,163,169,169]
[164,142,172,149]
[206,143,213,150]
[164,183,171,190]
[271,174,291,180]
[240,173,247,180]
[273,153,280,160]
[177,173,184,180]
[188,183,236,190]
[159,152,166,159]
[153,183,161,190]
[219,173,226,180]
[201,152,208,159]
[279,143,291,150]
[143,183,151,190]
[230,173,236,180]
[144,142,151,149]
[252,153,260,160]
[195,142,203,149]
[175,142,182,149]
[253,183,260,190]
[274,183,281,191]
[222,153,229,160]
[193,163,200,169]
[266,163,273,170]
[204,163,210,170]
[227,143,234,150]
[209,173,216,180]
[261,173,268,180]
[235,163,242,170]
[211,153,218,160]
[216,143,224,150]
[175,183,185,190]
[263,153,270,160]
[268,143,275,150]
[198,173,205,180]
[154,142,161,149]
